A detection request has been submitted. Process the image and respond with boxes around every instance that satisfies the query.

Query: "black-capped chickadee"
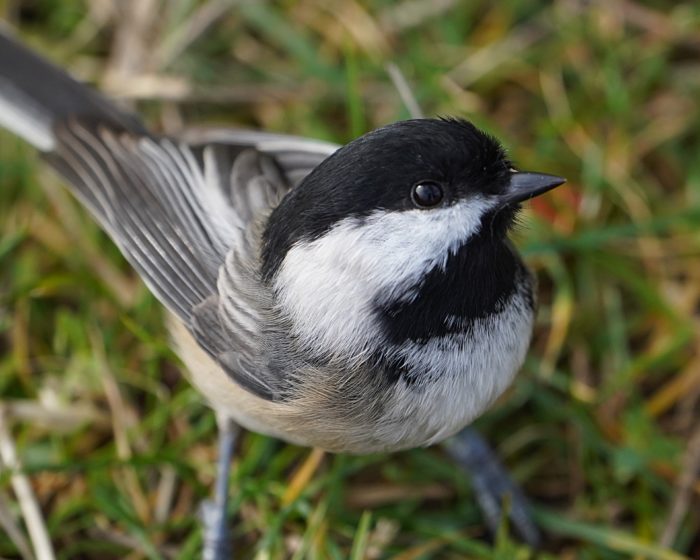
[0,28,564,558]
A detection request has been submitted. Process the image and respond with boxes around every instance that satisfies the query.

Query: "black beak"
[500,172,566,206]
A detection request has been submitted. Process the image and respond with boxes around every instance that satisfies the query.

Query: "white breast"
[264,197,534,452]
[372,283,534,448]
[272,197,494,362]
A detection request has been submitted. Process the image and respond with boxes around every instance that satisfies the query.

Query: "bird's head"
[262,118,563,284]
[261,118,564,358]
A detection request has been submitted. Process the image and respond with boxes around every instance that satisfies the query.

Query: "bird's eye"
[411,181,444,208]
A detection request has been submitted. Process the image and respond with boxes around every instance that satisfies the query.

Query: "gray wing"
[183,127,339,188]
[46,118,338,399]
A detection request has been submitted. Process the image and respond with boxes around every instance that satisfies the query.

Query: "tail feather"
[0,28,144,151]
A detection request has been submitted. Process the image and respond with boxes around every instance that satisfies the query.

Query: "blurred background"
[1,0,699,558]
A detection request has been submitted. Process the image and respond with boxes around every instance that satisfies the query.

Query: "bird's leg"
[201,415,240,560]
[444,426,541,547]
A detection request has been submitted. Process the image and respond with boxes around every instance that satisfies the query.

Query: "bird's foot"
[444,426,540,547]
[201,498,232,560]
[201,415,239,560]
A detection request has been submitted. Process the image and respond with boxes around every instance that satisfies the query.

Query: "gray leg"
[201,416,239,560]
[444,426,541,547]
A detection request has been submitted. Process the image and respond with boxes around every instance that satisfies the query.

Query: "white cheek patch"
[273,197,495,359]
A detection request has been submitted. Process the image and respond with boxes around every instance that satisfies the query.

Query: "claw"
[444,426,541,547]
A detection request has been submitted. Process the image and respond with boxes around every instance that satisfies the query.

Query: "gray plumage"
[0,29,340,404]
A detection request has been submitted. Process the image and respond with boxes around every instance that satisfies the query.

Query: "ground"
[0,1,699,558]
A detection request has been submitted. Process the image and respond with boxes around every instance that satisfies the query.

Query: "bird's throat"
[376,238,530,344]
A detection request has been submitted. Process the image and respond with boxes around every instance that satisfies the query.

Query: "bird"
[0,27,564,558]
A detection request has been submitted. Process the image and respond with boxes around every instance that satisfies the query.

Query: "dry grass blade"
[0,409,55,560]
[0,491,34,560]
[105,76,303,103]
[2,399,108,431]
[388,538,447,560]
[659,423,700,548]
[379,0,457,33]
[282,447,325,506]
[106,0,159,80]
[87,527,179,560]
[448,25,546,87]
[646,356,700,418]
[90,330,151,525]
[385,63,424,119]
[346,483,452,509]
[154,465,178,524]
[153,0,243,70]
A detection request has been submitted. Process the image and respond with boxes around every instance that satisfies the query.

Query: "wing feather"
[46,119,338,400]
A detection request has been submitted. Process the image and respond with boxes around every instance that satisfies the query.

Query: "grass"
[1,0,699,558]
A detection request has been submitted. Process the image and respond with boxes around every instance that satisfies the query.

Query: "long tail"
[0,28,144,151]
